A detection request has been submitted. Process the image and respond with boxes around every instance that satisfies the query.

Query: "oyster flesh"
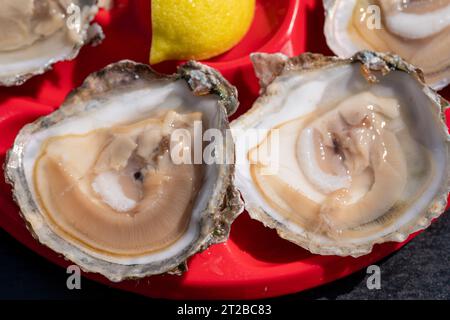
[324,0,450,90]
[232,51,449,257]
[0,0,102,86]
[5,60,243,281]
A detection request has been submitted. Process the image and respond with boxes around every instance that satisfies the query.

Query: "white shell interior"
[324,0,362,58]
[0,30,75,84]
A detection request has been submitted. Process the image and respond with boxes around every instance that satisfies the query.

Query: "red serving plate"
[0,0,448,300]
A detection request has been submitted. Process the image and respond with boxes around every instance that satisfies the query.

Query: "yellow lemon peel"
[150,0,255,64]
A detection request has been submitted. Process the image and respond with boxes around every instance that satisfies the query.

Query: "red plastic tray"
[0,0,448,300]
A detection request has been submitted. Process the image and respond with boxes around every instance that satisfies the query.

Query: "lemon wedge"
[150,0,255,64]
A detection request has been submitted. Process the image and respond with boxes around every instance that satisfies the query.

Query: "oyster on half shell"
[5,60,243,281]
[232,51,449,257]
[324,0,450,90]
[0,0,102,86]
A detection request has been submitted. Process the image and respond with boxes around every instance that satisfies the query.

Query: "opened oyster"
[232,51,449,257]
[324,0,450,90]
[0,0,102,86]
[5,60,243,281]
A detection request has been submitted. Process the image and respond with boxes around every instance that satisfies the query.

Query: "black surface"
[0,213,448,300]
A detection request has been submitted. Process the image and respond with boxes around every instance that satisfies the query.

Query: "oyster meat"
[5,60,243,281]
[0,0,102,86]
[232,51,449,257]
[324,0,450,89]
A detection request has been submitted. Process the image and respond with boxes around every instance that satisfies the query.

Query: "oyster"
[0,0,102,86]
[5,60,243,281]
[232,51,449,257]
[324,0,450,90]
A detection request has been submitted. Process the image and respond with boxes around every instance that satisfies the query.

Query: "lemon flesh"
[150,0,255,64]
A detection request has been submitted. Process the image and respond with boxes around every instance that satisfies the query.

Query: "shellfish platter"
[0,0,449,300]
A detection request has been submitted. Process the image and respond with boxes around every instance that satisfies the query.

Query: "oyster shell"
[232,51,449,257]
[0,0,102,87]
[5,60,243,281]
[324,0,450,90]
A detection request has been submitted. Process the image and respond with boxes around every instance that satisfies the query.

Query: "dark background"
[0,213,448,300]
